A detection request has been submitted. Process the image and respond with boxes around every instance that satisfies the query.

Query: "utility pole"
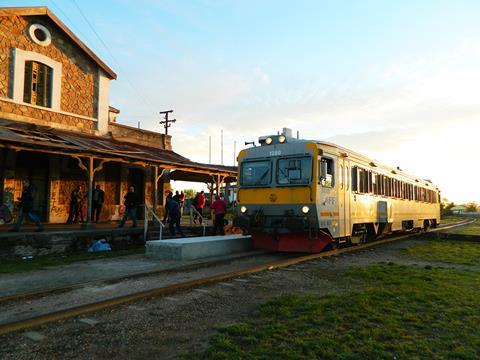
[159,110,176,135]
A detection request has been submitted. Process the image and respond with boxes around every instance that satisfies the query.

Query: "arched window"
[23,61,53,108]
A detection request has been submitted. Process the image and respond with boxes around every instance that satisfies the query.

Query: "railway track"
[0,219,473,337]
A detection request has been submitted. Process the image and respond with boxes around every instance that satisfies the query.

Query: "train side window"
[352,166,358,192]
[373,174,378,195]
[368,171,373,193]
[358,168,365,193]
[319,158,334,187]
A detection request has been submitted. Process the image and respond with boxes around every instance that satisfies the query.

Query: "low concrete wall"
[0,228,144,260]
[145,235,252,261]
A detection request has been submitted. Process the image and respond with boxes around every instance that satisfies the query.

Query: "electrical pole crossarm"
[159,110,176,135]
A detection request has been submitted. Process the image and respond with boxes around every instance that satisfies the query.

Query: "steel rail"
[0,219,473,336]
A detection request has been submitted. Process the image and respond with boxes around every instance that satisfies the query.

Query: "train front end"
[233,131,331,252]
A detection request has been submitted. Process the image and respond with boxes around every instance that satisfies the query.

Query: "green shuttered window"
[23,61,53,108]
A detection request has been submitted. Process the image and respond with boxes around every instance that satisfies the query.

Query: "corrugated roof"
[0,119,237,178]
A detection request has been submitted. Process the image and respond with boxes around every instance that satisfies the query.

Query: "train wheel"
[423,220,430,232]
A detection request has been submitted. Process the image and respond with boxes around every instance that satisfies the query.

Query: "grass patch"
[197,265,480,359]
[0,247,144,274]
[406,240,480,265]
[449,220,480,236]
[441,215,469,224]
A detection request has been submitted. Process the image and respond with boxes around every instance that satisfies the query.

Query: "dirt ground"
[1,236,477,359]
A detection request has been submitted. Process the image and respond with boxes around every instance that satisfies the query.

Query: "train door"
[318,154,339,238]
[342,158,351,236]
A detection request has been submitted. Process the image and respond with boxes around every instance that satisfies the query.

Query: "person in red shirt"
[194,191,206,224]
[211,195,227,235]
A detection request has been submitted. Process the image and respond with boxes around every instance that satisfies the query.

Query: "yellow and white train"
[233,129,440,252]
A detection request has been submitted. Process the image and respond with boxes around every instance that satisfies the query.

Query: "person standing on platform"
[92,185,105,223]
[10,179,43,232]
[163,191,173,223]
[166,197,184,237]
[179,191,186,216]
[173,191,181,203]
[193,190,206,225]
[67,185,82,224]
[119,186,138,228]
[211,195,227,235]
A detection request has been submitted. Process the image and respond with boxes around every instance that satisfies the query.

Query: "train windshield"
[240,160,271,186]
[277,156,312,185]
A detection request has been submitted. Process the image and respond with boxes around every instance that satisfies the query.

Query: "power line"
[48,0,95,50]
[69,0,157,112]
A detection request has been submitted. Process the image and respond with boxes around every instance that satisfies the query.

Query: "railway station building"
[0,6,236,226]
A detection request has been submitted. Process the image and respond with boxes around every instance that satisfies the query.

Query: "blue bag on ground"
[88,239,112,253]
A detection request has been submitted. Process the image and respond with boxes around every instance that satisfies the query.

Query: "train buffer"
[145,235,252,261]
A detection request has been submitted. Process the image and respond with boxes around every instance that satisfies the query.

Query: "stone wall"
[0,227,144,260]
[0,99,97,133]
[109,122,172,150]
[0,14,99,122]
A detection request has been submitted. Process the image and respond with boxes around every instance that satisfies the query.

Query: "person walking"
[211,195,227,235]
[193,190,206,224]
[166,197,184,237]
[10,179,43,232]
[119,186,139,228]
[92,185,105,223]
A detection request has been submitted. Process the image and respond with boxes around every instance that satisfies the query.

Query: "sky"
[3,0,480,203]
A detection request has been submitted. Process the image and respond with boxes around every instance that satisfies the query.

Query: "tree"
[183,188,196,200]
[441,201,455,216]
[465,202,478,212]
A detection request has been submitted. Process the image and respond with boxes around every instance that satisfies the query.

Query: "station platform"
[145,234,252,261]
[0,219,212,260]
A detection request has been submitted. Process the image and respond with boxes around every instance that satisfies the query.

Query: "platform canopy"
[0,118,237,181]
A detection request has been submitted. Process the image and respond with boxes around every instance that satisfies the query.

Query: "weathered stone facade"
[109,123,172,150]
[0,15,98,118]
[0,99,97,133]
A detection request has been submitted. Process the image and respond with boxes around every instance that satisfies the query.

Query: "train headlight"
[301,206,310,214]
[240,206,247,214]
[265,137,273,145]
[278,135,286,143]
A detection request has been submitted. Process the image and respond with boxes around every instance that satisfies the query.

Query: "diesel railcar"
[233,129,440,252]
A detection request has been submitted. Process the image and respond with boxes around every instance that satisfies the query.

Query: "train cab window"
[277,156,312,185]
[240,160,271,186]
[319,158,334,187]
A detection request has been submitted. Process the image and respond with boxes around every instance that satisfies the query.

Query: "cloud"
[111,38,480,202]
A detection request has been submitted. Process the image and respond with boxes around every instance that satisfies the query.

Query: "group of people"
[7,180,228,236]
[163,190,227,236]
[66,185,105,224]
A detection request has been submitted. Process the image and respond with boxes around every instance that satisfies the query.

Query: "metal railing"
[189,205,206,237]
[143,205,165,242]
